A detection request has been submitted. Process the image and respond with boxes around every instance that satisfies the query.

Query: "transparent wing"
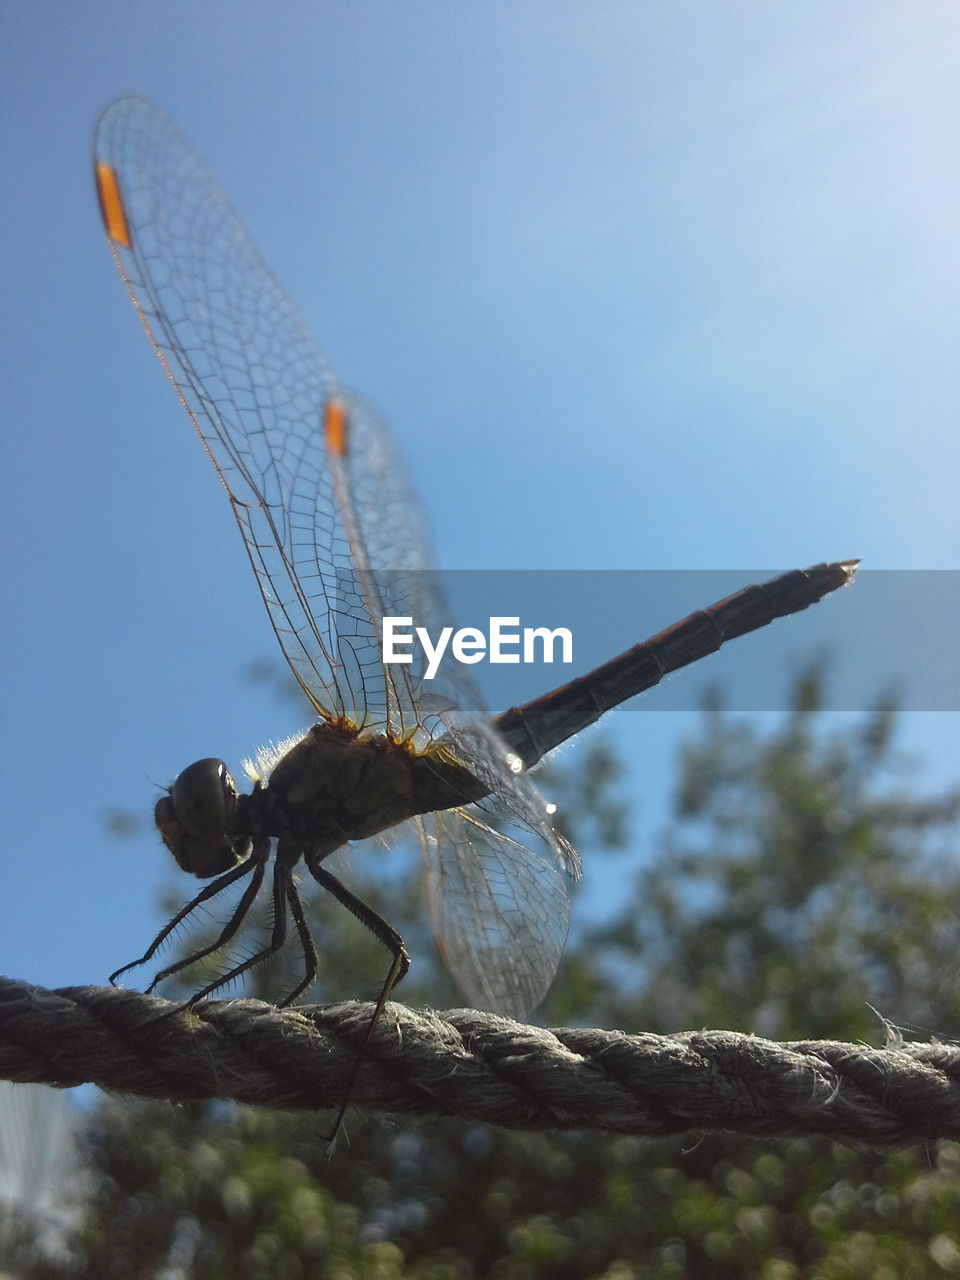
[323,386,477,739]
[95,97,382,727]
[414,809,573,1018]
[326,387,585,865]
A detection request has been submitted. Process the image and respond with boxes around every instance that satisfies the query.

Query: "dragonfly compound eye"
[154,757,240,878]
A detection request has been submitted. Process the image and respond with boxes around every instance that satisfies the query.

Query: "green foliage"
[595,676,960,1042]
[20,670,960,1278]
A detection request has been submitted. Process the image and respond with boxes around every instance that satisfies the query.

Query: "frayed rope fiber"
[2,976,958,1145]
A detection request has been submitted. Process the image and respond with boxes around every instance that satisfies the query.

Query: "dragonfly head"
[155,757,241,878]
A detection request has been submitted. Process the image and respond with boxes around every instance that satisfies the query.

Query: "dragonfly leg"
[276,875,319,1008]
[177,852,293,1007]
[145,851,269,995]
[304,856,411,1139]
[109,849,265,988]
[304,858,411,990]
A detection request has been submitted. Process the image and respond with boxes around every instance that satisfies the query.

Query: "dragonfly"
[94,97,856,1035]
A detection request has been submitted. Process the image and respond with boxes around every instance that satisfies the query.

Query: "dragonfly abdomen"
[493,560,857,768]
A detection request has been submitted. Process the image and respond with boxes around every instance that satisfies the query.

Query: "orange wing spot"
[95,162,131,249]
[325,397,349,457]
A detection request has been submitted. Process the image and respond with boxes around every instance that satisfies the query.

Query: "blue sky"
[1,2,959,1006]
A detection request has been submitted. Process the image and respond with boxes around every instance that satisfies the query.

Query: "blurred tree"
[12,669,960,1279]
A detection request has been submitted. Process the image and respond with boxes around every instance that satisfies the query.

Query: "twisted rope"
[1,975,957,1145]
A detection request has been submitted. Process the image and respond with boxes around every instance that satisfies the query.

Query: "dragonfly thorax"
[155,723,491,882]
[258,722,490,851]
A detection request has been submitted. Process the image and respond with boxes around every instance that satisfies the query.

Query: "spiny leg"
[305,857,411,1140]
[278,875,320,1008]
[145,855,268,994]
[180,856,292,1007]
[109,853,261,987]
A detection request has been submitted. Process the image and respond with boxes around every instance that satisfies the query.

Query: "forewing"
[415,808,573,1018]
[95,97,377,726]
